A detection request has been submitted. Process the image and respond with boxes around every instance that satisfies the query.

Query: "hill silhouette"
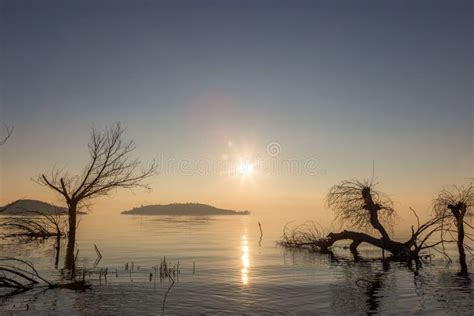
[121,203,250,216]
[0,199,68,215]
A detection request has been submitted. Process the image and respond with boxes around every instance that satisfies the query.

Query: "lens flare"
[238,163,254,177]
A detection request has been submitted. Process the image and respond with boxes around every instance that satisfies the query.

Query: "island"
[0,199,68,215]
[121,203,250,216]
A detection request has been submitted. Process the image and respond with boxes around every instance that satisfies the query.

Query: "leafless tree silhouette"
[0,207,68,267]
[434,184,473,275]
[0,257,54,294]
[0,208,67,239]
[37,122,157,270]
[0,257,91,297]
[281,179,448,264]
[327,180,396,239]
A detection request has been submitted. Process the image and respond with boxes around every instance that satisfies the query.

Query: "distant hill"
[121,203,250,216]
[0,199,69,215]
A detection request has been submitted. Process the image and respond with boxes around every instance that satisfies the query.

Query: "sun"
[238,163,254,177]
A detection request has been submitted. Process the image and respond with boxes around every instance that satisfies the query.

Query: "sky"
[0,0,472,223]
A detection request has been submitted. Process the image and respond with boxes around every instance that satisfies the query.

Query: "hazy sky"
[1,0,472,220]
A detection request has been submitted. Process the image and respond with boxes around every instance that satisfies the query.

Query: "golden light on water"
[241,235,250,285]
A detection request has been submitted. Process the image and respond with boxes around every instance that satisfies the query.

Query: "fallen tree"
[0,208,67,240]
[0,258,90,298]
[0,207,68,268]
[281,180,448,263]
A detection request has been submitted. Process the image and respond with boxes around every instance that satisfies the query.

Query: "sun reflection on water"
[241,235,250,285]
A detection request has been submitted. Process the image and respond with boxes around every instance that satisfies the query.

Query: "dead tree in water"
[0,208,67,268]
[0,208,67,239]
[37,122,157,270]
[281,180,446,263]
[0,258,90,297]
[434,184,473,275]
[0,258,53,295]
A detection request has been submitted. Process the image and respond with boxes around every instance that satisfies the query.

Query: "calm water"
[0,213,473,315]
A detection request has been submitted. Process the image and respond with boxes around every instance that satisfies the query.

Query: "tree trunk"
[54,234,61,268]
[457,219,468,276]
[65,203,77,271]
[319,230,412,258]
[449,204,468,276]
[362,187,390,240]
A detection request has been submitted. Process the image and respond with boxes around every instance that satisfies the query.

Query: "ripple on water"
[1,214,473,314]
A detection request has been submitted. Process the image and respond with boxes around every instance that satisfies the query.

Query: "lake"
[0,212,473,315]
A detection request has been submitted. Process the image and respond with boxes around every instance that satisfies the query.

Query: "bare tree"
[0,208,67,239]
[37,122,157,270]
[281,179,446,264]
[434,184,473,275]
[0,207,68,267]
[327,180,396,240]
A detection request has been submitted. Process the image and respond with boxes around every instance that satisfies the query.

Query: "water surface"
[1,213,473,315]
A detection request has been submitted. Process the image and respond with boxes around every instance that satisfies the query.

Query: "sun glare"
[238,163,254,177]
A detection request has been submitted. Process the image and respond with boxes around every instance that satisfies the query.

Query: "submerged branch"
[0,257,91,297]
[0,208,67,240]
[281,180,449,263]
